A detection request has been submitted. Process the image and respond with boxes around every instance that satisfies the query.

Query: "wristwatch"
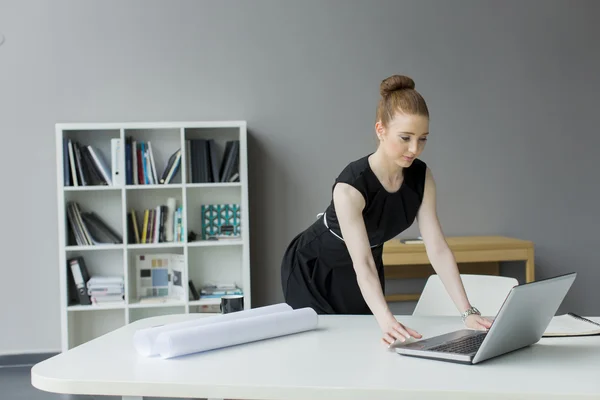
[461,306,481,322]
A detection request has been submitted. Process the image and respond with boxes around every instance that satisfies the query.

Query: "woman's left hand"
[464,314,493,330]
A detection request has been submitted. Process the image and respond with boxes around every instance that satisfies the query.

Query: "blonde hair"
[376,75,429,127]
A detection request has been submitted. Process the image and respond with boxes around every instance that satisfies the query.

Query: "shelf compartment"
[127,246,186,305]
[65,249,125,309]
[64,190,124,247]
[183,127,240,184]
[126,187,184,246]
[188,245,244,298]
[124,127,182,186]
[67,309,125,348]
[185,185,242,242]
[60,128,121,189]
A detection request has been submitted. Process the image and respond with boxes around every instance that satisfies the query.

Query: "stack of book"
[124,137,181,185]
[185,139,239,183]
[66,201,123,246]
[127,198,184,244]
[87,276,124,305]
[63,138,115,186]
[199,284,243,300]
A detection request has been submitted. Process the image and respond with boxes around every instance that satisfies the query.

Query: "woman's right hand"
[379,317,422,347]
[331,184,422,347]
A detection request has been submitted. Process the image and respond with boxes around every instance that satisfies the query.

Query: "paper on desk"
[543,313,600,337]
[134,303,292,356]
[154,307,318,359]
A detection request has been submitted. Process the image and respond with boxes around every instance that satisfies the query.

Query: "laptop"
[395,272,577,364]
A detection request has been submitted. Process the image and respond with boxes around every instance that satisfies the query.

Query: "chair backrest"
[412,274,519,317]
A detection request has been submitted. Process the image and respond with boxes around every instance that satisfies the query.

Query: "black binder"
[68,256,91,305]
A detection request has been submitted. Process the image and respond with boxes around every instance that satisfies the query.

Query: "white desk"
[31,313,600,400]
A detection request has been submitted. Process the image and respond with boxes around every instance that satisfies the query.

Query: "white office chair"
[413,274,519,317]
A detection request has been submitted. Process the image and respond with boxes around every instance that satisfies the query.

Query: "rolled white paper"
[154,307,318,359]
[134,303,292,357]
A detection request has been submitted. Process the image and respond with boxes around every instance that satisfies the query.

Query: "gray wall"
[1,0,598,354]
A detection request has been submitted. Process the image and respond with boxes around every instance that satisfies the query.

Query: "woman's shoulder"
[330,155,373,204]
[336,154,371,182]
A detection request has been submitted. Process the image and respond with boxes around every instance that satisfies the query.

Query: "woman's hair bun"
[380,75,415,97]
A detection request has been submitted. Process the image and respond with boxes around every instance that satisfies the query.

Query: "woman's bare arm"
[333,183,422,344]
[417,167,492,329]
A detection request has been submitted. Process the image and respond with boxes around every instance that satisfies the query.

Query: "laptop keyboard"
[428,332,487,354]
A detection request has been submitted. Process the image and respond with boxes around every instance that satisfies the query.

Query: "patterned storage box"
[201,204,241,240]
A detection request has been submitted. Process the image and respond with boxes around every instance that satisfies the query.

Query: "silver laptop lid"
[473,272,576,364]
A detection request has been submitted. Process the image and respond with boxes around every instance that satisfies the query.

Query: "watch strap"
[461,306,481,321]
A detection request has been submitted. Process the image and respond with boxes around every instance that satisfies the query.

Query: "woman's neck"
[368,149,404,189]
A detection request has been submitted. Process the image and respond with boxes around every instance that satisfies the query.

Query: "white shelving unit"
[55,121,250,352]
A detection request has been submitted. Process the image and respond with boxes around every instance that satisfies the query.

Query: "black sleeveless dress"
[280,154,428,315]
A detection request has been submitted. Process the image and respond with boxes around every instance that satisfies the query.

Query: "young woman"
[280,74,493,347]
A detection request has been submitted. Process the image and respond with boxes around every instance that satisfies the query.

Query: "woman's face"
[376,113,429,167]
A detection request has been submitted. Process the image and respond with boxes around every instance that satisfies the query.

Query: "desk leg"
[525,248,535,283]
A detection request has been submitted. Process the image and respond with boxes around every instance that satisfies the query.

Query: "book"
[399,236,423,244]
[135,253,185,301]
[543,313,600,337]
